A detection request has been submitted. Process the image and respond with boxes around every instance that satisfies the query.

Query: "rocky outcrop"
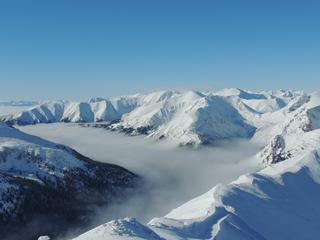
[259,135,288,165]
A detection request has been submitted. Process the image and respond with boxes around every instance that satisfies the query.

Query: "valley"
[0,88,319,239]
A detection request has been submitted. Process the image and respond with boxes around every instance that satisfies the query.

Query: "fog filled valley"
[2,1,320,239]
[19,123,261,227]
[1,88,320,240]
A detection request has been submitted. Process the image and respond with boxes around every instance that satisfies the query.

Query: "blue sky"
[0,0,319,100]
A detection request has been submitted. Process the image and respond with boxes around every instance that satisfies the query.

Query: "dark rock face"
[260,135,288,164]
[0,148,141,240]
[80,122,153,136]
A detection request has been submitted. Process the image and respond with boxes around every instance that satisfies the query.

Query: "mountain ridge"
[1,88,306,146]
[64,88,320,240]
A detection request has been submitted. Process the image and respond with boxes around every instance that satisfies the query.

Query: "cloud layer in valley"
[19,123,261,238]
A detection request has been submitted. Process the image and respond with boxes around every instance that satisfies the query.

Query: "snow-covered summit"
[110,90,256,145]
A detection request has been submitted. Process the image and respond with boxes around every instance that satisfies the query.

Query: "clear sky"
[0,0,319,100]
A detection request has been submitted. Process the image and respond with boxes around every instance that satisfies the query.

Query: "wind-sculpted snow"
[0,123,140,240]
[1,89,305,145]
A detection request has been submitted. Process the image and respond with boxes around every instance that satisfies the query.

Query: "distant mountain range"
[0,88,307,146]
[3,88,319,165]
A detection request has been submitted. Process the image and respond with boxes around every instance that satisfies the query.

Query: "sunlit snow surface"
[4,89,305,145]
[3,89,320,239]
[69,91,320,240]
[69,151,320,240]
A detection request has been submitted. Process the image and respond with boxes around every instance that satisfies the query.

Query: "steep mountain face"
[0,89,305,146]
[0,123,141,240]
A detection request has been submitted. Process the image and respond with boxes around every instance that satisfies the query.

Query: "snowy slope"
[256,91,320,164]
[69,149,320,240]
[71,149,320,240]
[110,90,256,145]
[1,98,128,125]
[0,123,140,240]
[68,90,320,240]
[1,89,304,145]
[1,100,67,124]
[72,218,164,240]
[149,150,320,240]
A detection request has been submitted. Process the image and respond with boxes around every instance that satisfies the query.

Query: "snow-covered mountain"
[255,91,320,165]
[0,123,140,240]
[2,88,319,239]
[66,89,320,240]
[0,89,305,145]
